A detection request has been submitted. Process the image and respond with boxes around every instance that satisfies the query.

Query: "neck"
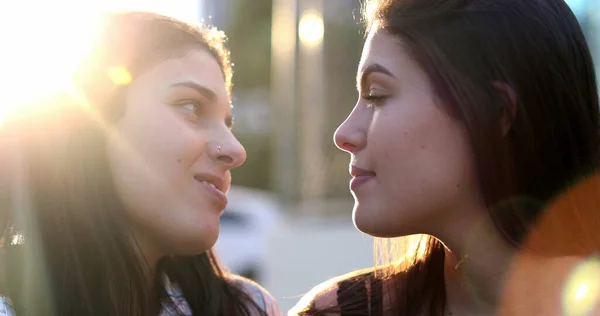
[441,213,516,315]
[131,225,166,278]
[137,243,163,314]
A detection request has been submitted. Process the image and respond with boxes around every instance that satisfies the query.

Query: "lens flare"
[107,67,133,86]
[0,0,198,127]
[562,257,600,316]
[298,10,324,47]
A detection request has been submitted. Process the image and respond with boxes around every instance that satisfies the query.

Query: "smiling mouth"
[194,175,228,209]
[193,174,225,193]
[196,179,220,192]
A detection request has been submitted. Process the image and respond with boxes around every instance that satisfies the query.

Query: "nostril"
[341,142,356,151]
[217,154,234,165]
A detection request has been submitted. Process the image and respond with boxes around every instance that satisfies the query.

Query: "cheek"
[106,114,218,253]
[369,107,429,174]
[117,109,200,173]
[372,105,478,214]
[106,108,202,215]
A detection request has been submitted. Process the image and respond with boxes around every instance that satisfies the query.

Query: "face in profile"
[334,29,483,238]
[106,49,246,259]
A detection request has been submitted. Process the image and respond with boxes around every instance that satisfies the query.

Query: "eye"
[362,93,388,108]
[180,100,206,117]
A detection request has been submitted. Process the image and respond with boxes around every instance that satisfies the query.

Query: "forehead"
[134,49,229,101]
[357,29,411,80]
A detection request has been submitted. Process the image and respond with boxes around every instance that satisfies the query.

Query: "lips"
[193,173,228,209]
[350,165,376,178]
[193,173,226,193]
[197,179,218,190]
[349,165,376,191]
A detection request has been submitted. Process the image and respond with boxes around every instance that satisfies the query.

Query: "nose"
[210,129,246,169]
[333,106,367,154]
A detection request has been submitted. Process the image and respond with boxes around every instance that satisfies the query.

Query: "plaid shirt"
[160,275,282,316]
[160,275,193,316]
[0,297,14,316]
[0,275,280,316]
[0,283,191,316]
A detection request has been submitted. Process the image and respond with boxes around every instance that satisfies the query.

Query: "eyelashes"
[178,100,233,129]
[363,94,388,108]
[225,116,234,130]
[180,100,206,116]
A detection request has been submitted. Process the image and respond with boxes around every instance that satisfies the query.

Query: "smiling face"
[333,29,483,238]
[106,49,246,260]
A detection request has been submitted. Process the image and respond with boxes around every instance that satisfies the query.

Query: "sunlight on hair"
[408,234,431,260]
[107,67,133,86]
[363,0,379,25]
[562,257,600,316]
[10,233,24,246]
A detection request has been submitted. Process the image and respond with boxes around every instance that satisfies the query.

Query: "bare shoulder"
[229,274,283,316]
[288,267,379,316]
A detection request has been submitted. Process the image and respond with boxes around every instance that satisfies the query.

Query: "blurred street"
[262,210,374,312]
[214,193,374,312]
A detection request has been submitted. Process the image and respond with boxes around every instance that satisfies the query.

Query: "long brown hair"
[298,0,600,314]
[0,11,266,316]
[371,0,600,314]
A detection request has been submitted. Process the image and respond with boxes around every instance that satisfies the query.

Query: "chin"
[172,228,219,256]
[352,206,394,238]
[352,203,414,238]
[354,223,403,238]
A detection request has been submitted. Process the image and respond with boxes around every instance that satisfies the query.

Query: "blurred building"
[565,0,600,87]
[197,0,230,27]
[566,0,590,31]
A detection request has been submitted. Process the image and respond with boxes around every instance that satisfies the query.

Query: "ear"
[492,81,518,137]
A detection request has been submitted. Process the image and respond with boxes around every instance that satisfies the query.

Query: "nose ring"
[216,145,221,154]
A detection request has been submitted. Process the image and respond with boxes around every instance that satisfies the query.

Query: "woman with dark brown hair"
[291,0,600,315]
[0,11,281,316]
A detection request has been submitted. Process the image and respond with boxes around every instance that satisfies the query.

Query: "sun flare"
[0,0,200,126]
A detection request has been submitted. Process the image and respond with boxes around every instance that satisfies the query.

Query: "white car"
[214,185,280,282]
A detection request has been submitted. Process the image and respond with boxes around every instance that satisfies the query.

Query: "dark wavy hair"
[297,0,600,314]
[0,11,266,316]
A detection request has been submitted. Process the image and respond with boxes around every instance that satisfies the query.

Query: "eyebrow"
[170,81,217,102]
[356,63,396,92]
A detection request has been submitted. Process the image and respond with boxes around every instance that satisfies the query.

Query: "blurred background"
[0,0,598,312]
